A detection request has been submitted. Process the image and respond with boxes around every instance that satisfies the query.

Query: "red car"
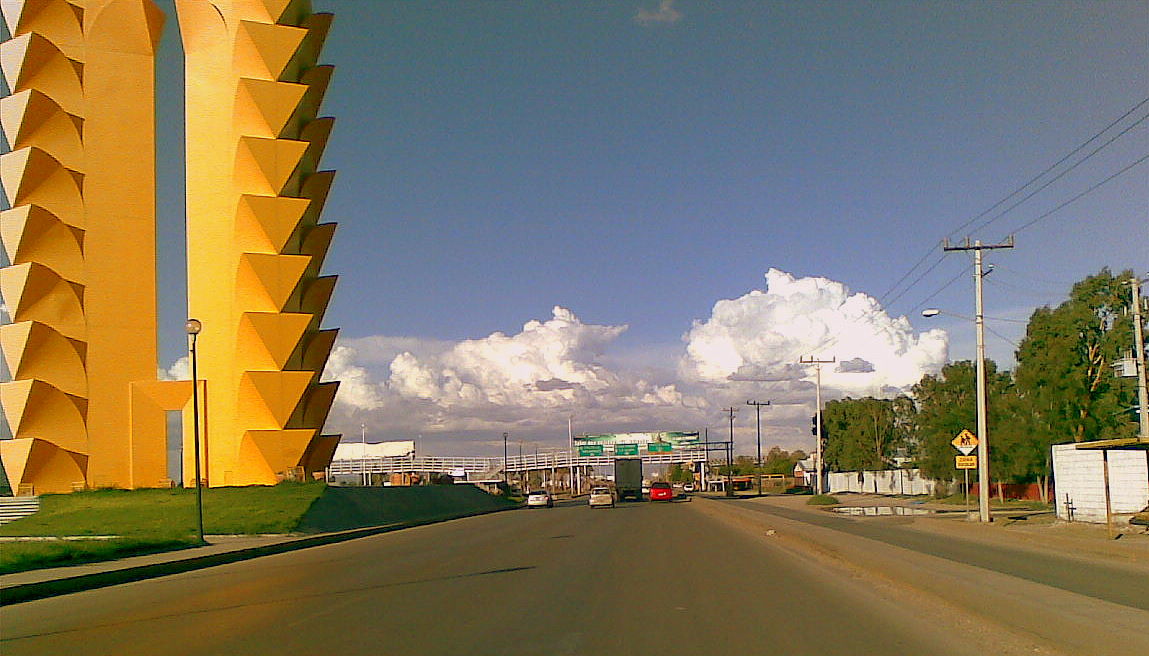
[649,481,674,501]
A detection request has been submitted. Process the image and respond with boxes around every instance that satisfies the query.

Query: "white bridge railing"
[327,448,708,476]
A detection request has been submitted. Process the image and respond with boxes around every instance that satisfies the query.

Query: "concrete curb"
[1,504,518,606]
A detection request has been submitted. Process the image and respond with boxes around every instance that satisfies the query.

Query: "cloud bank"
[312,269,947,453]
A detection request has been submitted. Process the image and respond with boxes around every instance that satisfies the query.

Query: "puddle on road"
[832,506,933,516]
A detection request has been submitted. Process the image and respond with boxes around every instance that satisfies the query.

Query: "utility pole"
[800,356,835,495]
[944,236,1013,522]
[724,407,737,496]
[1128,276,1149,440]
[747,400,770,496]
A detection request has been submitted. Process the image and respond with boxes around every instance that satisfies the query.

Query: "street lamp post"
[503,432,509,486]
[185,318,205,544]
[747,400,770,496]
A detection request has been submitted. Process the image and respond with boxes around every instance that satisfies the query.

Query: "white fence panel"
[827,469,935,496]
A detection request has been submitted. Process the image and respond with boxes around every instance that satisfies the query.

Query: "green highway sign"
[615,444,639,456]
[647,442,672,453]
[578,444,604,456]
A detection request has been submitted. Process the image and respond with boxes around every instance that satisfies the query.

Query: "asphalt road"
[0,500,1041,655]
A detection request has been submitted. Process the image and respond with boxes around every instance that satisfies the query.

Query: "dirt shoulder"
[692,494,1149,656]
[763,492,1149,568]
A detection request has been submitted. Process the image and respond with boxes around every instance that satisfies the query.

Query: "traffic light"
[811,415,818,436]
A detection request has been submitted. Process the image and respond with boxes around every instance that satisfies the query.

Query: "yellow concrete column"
[177,0,340,486]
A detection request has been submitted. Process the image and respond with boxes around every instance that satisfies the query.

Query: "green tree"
[821,396,909,471]
[911,360,1018,485]
[1013,268,1138,444]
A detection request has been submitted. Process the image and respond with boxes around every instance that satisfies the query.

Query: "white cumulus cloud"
[680,268,948,397]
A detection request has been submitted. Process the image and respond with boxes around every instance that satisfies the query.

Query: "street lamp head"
[921,309,941,318]
[185,318,203,335]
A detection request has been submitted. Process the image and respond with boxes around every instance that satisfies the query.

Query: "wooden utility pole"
[943,236,1014,522]
[800,356,835,495]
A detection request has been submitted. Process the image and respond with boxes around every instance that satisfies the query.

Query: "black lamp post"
[503,432,509,485]
[186,318,205,544]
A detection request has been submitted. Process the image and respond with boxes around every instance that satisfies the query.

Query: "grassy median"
[0,483,326,574]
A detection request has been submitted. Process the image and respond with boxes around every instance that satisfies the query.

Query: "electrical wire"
[947,95,1149,241]
[1011,153,1149,235]
[909,263,974,315]
[965,112,1149,238]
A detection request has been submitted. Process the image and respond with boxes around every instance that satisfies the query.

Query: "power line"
[1010,153,1149,235]
[947,95,1149,241]
[877,96,1149,313]
[965,112,1149,238]
[908,262,974,315]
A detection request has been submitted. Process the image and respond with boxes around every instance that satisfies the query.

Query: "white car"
[526,490,553,508]
[683,483,696,493]
[588,487,615,508]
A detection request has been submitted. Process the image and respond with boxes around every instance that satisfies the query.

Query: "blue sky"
[118,1,1149,454]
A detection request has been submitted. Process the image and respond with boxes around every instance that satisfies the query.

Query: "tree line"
[820,268,1142,494]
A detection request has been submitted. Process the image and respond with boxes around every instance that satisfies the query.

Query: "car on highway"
[683,483,696,493]
[649,481,674,501]
[526,490,554,508]
[588,487,615,508]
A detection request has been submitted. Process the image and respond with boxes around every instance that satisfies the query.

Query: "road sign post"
[952,430,979,521]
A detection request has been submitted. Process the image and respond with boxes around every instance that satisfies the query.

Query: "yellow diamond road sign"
[952,429,978,455]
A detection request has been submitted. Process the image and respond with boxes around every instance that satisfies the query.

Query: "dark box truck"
[615,458,643,501]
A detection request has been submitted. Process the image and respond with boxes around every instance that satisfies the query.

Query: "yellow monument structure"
[177,0,340,487]
[0,0,340,493]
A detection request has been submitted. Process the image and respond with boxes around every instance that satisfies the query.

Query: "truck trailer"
[614,458,644,501]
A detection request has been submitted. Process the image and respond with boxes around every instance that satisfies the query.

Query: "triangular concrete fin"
[235,136,309,195]
[239,311,312,370]
[1,205,85,282]
[0,320,87,397]
[297,116,333,174]
[299,222,335,274]
[243,428,316,477]
[0,378,86,451]
[237,252,311,311]
[0,437,37,490]
[301,274,336,322]
[300,328,338,373]
[2,0,83,47]
[236,194,310,253]
[236,77,309,137]
[0,147,84,227]
[0,262,34,315]
[0,380,35,436]
[256,0,295,23]
[239,370,314,427]
[299,170,334,223]
[0,32,84,114]
[236,20,307,80]
[0,262,85,339]
[301,432,340,475]
[294,65,333,122]
[295,380,337,430]
[1,89,82,166]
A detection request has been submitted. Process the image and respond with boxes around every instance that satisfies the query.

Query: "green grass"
[807,494,840,506]
[0,538,201,575]
[0,482,326,539]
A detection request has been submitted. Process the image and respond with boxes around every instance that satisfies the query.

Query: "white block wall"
[1052,444,1149,523]
[828,469,936,496]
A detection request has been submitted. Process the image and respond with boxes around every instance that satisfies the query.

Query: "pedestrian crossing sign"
[951,429,978,455]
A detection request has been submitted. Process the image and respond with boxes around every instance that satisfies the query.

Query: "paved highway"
[0,498,1114,655]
